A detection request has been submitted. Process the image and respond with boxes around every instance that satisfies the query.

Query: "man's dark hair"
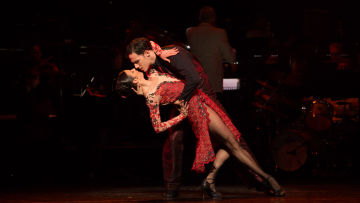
[199,6,216,25]
[126,37,152,56]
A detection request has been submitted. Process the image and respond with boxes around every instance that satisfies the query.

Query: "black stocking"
[205,104,283,192]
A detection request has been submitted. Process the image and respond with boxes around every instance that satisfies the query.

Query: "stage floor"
[2,181,360,203]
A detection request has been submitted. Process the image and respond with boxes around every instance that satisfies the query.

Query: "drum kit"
[252,79,359,173]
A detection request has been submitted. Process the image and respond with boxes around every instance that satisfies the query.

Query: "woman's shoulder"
[155,80,184,96]
[148,68,159,75]
[149,68,179,80]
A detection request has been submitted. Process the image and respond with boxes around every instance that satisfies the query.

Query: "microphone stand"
[80,73,96,98]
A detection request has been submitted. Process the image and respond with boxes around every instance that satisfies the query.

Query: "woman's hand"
[150,40,179,63]
[159,47,179,62]
[131,83,143,95]
[175,100,188,116]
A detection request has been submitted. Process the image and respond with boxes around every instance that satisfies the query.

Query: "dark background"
[0,0,360,189]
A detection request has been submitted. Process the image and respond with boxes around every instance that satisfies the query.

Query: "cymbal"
[252,101,275,112]
[256,80,274,89]
[336,101,351,105]
[252,102,288,118]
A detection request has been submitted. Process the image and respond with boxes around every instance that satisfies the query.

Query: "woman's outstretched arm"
[146,100,187,133]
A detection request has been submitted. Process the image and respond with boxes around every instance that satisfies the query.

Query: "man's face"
[128,50,154,72]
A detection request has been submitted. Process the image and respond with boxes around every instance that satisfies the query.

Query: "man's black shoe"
[163,190,179,199]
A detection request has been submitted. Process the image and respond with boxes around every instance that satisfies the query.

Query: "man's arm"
[168,47,200,103]
[218,29,236,61]
[218,29,238,74]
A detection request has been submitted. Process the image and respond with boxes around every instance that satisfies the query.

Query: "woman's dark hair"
[114,70,137,98]
[126,37,152,56]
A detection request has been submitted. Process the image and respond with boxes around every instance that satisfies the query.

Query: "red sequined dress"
[146,70,241,173]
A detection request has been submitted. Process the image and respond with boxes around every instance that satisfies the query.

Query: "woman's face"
[124,68,143,80]
[124,68,144,95]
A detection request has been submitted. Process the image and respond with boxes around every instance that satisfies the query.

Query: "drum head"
[305,100,333,131]
[305,115,332,131]
[276,141,308,171]
[272,129,309,172]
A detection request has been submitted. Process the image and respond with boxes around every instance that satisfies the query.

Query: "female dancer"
[115,68,285,198]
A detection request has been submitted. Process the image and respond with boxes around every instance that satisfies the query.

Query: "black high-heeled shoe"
[262,176,286,197]
[201,178,222,199]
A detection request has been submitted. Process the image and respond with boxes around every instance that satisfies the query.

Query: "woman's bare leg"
[204,104,284,194]
[204,148,230,191]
